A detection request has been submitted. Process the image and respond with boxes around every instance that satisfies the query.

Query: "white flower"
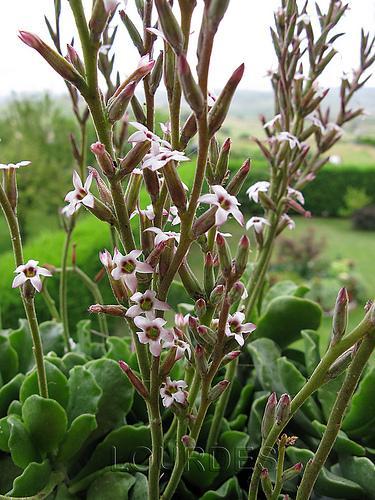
[308,116,326,134]
[297,13,310,24]
[146,27,166,41]
[99,249,114,269]
[111,248,153,293]
[264,114,281,129]
[329,154,342,165]
[277,132,301,150]
[12,259,52,292]
[168,206,180,226]
[128,122,171,148]
[130,204,156,221]
[134,316,173,356]
[246,181,270,203]
[281,214,296,230]
[126,290,170,319]
[142,144,189,171]
[63,171,94,216]
[174,313,190,329]
[312,81,326,98]
[0,161,31,170]
[287,187,305,205]
[160,122,171,136]
[198,185,244,227]
[246,216,270,233]
[165,338,192,360]
[225,312,256,346]
[160,377,188,407]
[144,227,180,246]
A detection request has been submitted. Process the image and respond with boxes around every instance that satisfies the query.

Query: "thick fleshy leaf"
[66,366,102,423]
[74,425,151,480]
[20,360,69,408]
[87,471,136,500]
[247,393,268,450]
[86,358,134,437]
[311,420,365,456]
[57,414,97,463]
[301,329,321,376]
[129,472,148,500]
[0,373,24,418]
[199,477,242,500]
[286,447,365,499]
[253,296,322,348]
[76,319,92,356]
[229,381,254,420]
[318,373,345,421]
[247,338,283,392]
[10,460,51,497]
[106,337,132,363]
[216,431,249,477]
[0,334,19,383]
[39,321,65,356]
[22,395,67,454]
[0,416,11,452]
[340,456,375,499]
[8,319,33,373]
[343,365,375,434]
[61,352,87,372]
[0,456,22,495]
[261,280,298,313]
[183,452,220,489]
[8,416,40,469]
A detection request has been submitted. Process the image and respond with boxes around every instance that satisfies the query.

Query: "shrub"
[352,204,375,230]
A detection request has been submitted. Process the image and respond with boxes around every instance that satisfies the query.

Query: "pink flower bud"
[119,360,149,399]
[276,393,291,425]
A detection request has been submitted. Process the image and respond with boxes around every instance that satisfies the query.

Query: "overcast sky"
[1,1,375,97]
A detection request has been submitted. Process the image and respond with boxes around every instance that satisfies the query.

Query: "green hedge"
[230,159,375,217]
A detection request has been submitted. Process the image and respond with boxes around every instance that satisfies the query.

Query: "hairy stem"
[60,228,73,351]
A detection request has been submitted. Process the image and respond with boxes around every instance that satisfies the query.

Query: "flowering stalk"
[0,183,48,398]
[248,302,375,499]
[296,333,375,500]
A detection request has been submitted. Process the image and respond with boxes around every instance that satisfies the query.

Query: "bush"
[352,204,375,230]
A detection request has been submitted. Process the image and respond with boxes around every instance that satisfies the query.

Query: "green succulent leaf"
[86,358,134,437]
[301,329,321,376]
[0,416,11,452]
[66,365,102,423]
[10,459,51,497]
[311,420,365,456]
[8,319,33,373]
[39,320,65,356]
[183,452,220,489]
[0,334,19,383]
[106,337,132,363]
[216,431,249,477]
[317,373,346,421]
[8,416,40,469]
[57,413,97,463]
[129,472,148,500]
[262,280,298,312]
[7,399,22,417]
[286,447,365,499]
[74,425,151,480]
[343,365,375,433]
[61,352,88,372]
[76,319,93,356]
[87,471,136,499]
[20,359,69,408]
[254,296,322,348]
[22,395,67,455]
[0,456,22,495]
[340,456,375,499]
[247,393,268,450]
[0,372,24,418]
[247,338,283,392]
[199,477,242,500]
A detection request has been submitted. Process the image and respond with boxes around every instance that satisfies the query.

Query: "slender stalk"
[271,435,287,500]
[206,357,238,452]
[147,356,163,500]
[0,184,48,397]
[247,304,375,500]
[60,228,72,351]
[41,280,61,322]
[23,294,49,398]
[296,334,375,500]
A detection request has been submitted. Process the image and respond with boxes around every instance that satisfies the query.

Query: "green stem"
[296,334,375,500]
[0,184,48,397]
[206,357,238,452]
[147,356,163,500]
[23,294,49,398]
[41,280,61,322]
[271,435,287,500]
[109,179,136,252]
[60,228,72,351]
[247,303,375,500]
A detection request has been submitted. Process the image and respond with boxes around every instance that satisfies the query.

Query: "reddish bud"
[90,142,115,176]
[208,380,230,402]
[119,360,149,399]
[276,393,291,425]
[261,392,277,440]
[331,287,349,346]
